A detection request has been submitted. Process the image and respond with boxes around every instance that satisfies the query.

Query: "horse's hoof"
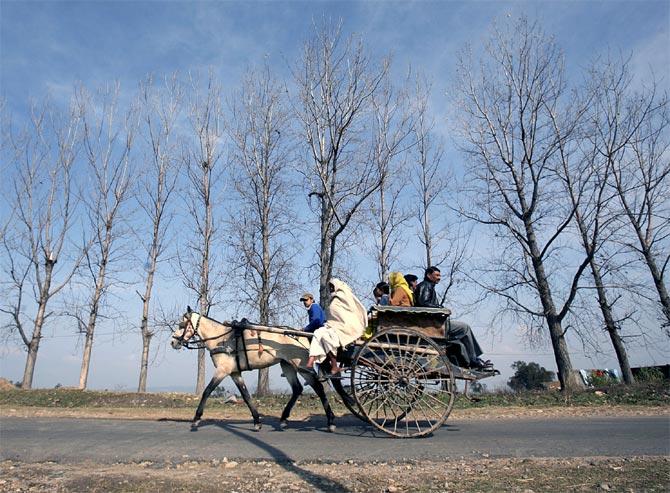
[279,420,288,430]
[328,424,336,433]
[253,423,262,431]
[191,420,200,430]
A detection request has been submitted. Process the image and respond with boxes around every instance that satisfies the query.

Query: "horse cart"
[324,306,498,438]
[172,305,498,439]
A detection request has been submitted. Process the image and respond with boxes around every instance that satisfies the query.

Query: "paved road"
[1,415,668,463]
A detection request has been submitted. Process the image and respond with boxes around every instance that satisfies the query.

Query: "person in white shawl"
[306,278,368,374]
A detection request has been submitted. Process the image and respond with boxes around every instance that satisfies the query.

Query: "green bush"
[508,361,555,391]
[636,367,665,382]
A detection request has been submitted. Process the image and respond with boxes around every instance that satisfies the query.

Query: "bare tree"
[411,76,448,270]
[0,97,85,389]
[410,77,471,302]
[609,84,670,332]
[75,83,138,390]
[226,64,297,395]
[455,17,592,391]
[367,75,415,280]
[293,21,389,306]
[557,56,660,384]
[178,72,227,394]
[135,74,182,392]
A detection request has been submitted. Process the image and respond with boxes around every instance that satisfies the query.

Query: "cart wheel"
[351,328,455,438]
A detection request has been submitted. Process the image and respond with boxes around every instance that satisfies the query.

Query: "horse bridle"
[173,311,240,350]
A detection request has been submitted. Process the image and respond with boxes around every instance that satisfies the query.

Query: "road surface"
[1,415,668,463]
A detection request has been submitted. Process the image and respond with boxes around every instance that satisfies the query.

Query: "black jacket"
[414,279,441,308]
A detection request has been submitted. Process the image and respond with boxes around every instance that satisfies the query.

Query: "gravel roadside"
[1,456,668,492]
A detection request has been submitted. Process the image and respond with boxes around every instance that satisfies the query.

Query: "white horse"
[171,307,336,432]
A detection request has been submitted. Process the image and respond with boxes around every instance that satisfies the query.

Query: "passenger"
[306,279,368,375]
[404,274,418,292]
[372,281,390,305]
[414,266,443,308]
[300,292,326,333]
[415,266,490,370]
[389,272,413,306]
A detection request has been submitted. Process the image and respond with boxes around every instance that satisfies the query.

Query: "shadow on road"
[203,418,351,492]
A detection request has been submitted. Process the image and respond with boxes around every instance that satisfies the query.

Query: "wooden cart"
[328,306,498,438]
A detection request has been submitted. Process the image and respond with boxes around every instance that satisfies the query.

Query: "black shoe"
[471,358,492,370]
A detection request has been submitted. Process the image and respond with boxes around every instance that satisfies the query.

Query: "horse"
[171,307,336,432]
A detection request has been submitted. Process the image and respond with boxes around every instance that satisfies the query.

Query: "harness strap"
[234,319,251,372]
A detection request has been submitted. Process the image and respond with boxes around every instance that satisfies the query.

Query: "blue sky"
[1,0,669,392]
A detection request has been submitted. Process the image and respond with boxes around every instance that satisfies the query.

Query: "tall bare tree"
[409,77,472,305]
[455,17,592,391]
[179,72,227,394]
[557,56,659,384]
[0,97,85,388]
[294,21,389,306]
[76,84,138,389]
[610,85,670,331]
[135,74,182,392]
[411,76,448,270]
[227,64,297,395]
[367,75,414,281]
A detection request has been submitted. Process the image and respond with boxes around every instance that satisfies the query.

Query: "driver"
[306,279,367,375]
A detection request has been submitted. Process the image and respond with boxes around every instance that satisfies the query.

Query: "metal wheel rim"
[351,328,455,438]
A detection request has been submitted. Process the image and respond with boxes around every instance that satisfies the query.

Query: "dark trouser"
[446,320,483,367]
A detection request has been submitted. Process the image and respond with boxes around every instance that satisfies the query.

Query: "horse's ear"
[187,305,192,313]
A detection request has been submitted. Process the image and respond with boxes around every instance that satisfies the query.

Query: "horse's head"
[171,306,199,349]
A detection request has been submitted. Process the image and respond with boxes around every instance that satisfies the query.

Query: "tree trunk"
[137,304,152,392]
[641,247,670,329]
[138,332,152,392]
[22,308,47,389]
[255,280,270,396]
[79,258,107,390]
[378,183,389,280]
[422,182,432,268]
[78,329,95,389]
[197,289,209,394]
[21,337,40,390]
[526,222,579,392]
[79,286,103,389]
[572,195,635,384]
[196,292,207,395]
[21,262,54,389]
[256,230,271,396]
[138,242,158,392]
[319,197,334,310]
[589,258,635,384]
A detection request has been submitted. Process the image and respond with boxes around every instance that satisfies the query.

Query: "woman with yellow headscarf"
[389,272,414,306]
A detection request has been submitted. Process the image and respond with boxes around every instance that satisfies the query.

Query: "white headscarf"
[325,278,368,347]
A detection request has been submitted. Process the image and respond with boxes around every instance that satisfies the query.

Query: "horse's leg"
[192,369,227,429]
[299,368,336,433]
[230,372,262,431]
[278,361,303,430]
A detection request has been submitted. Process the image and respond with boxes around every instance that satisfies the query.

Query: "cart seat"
[369,305,452,340]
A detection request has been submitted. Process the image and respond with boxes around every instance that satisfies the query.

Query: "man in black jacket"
[414,266,490,370]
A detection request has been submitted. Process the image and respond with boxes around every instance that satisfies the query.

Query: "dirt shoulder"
[1,403,667,421]
[1,456,668,492]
